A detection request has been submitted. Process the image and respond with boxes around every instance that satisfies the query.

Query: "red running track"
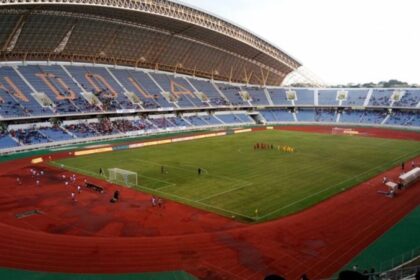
[0,126,419,280]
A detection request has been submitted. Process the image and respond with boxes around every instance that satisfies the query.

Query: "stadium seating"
[38,127,73,141]
[124,70,174,109]
[267,88,294,106]
[369,89,393,107]
[341,89,369,106]
[1,63,419,152]
[203,115,223,125]
[259,109,294,123]
[187,79,228,106]
[166,116,191,127]
[340,110,386,124]
[12,128,51,145]
[110,69,161,109]
[150,73,206,108]
[184,114,222,126]
[216,112,253,125]
[315,109,337,122]
[318,90,339,106]
[148,117,177,129]
[65,66,136,111]
[216,83,247,106]
[393,89,420,107]
[0,132,19,149]
[295,89,315,105]
[246,87,270,105]
[63,122,99,138]
[0,66,51,117]
[296,109,315,122]
[386,111,417,126]
[39,65,99,113]
[184,115,207,126]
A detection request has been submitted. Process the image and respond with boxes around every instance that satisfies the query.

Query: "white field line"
[197,181,254,202]
[127,158,257,210]
[50,162,102,178]
[126,157,252,186]
[53,146,419,222]
[256,150,420,220]
[131,181,255,220]
[52,160,255,220]
[51,162,176,190]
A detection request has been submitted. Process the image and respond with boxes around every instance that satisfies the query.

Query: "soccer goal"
[331,127,359,136]
[108,168,138,187]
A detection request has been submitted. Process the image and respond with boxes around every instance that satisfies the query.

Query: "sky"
[179,0,420,85]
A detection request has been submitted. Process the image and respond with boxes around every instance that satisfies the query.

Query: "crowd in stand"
[345,96,367,106]
[0,108,418,150]
[142,98,160,109]
[211,97,229,106]
[370,95,391,106]
[64,123,98,137]
[388,111,416,125]
[395,90,420,107]
[10,128,50,145]
[315,108,336,122]
[112,119,141,132]
[88,118,119,135]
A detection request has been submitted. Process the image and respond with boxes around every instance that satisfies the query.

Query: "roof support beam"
[2,15,26,52]
[54,25,76,54]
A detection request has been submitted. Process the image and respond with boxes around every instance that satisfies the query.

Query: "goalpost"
[108,168,138,187]
[332,127,347,135]
[331,127,360,136]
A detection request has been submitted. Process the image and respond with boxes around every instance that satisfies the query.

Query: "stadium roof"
[0,0,302,85]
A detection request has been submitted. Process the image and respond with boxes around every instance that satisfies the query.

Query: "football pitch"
[52,130,420,222]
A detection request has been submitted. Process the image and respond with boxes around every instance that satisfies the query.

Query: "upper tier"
[0,63,419,120]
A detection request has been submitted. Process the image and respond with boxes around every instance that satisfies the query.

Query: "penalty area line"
[127,157,250,185]
[53,162,254,220]
[197,180,254,202]
[134,183,255,221]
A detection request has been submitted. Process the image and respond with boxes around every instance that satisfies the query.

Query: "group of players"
[253,143,296,153]
[18,165,172,212]
[19,167,85,203]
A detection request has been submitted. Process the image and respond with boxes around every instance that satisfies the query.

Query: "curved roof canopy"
[0,0,301,85]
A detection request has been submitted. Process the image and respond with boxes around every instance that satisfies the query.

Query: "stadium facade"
[0,0,419,154]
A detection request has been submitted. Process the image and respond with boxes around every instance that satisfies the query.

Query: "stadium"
[0,0,419,279]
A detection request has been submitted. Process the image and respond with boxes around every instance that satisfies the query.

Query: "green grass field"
[52,130,420,222]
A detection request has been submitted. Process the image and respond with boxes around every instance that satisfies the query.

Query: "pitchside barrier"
[73,131,227,157]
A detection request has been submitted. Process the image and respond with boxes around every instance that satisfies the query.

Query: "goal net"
[108,168,138,187]
[331,127,359,136]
